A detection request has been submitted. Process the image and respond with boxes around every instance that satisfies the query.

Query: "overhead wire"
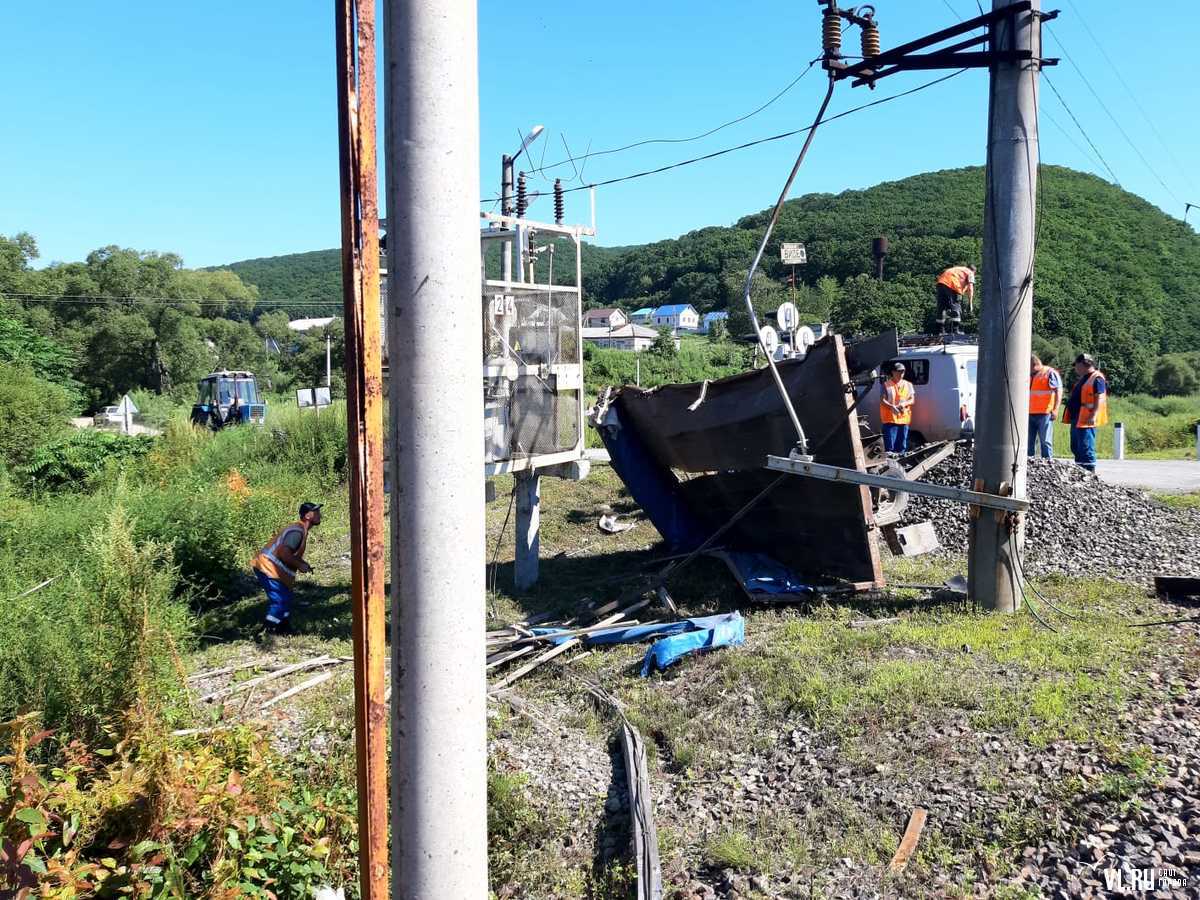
[525,60,819,179]
[1061,0,1197,196]
[1044,25,1181,203]
[1040,72,1121,186]
[481,68,970,205]
[5,292,339,308]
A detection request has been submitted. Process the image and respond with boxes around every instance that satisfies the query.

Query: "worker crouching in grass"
[252,502,322,638]
[1062,353,1108,472]
[881,362,915,455]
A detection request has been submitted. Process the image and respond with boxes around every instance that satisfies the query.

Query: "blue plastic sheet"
[582,612,745,676]
[721,551,812,596]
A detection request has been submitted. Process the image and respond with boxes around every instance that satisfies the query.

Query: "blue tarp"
[721,551,813,596]
[582,612,745,676]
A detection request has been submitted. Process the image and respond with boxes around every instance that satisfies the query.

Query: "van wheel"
[907,430,927,449]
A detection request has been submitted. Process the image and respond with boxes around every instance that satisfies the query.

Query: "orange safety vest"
[1062,370,1109,429]
[936,266,974,295]
[252,522,309,586]
[881,378,914,425]
[1029,366,1060,416]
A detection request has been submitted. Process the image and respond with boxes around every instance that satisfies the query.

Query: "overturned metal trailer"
[592,333,904,597]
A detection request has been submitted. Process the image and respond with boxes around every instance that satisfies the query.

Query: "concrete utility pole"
[384,0,488,896]
[968,0,1042,613]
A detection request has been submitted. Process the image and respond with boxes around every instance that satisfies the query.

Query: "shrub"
[18,429,154,492]
[0,505,190,740]
[0,365,75,469]
[1151,354,1199,397]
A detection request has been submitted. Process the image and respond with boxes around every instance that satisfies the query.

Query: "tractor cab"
[191,370,267,428]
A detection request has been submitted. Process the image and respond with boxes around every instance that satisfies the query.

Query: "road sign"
[116,394,138,416]
[776,302,798,333]
[780,242,806,265]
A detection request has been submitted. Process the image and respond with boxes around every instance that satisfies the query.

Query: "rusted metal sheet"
[607,336,884,588]
[335,1,388,896]
[882,521,940,557]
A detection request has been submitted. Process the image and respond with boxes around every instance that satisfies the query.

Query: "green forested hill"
[221,166,1200,391]
[220,249,343,316]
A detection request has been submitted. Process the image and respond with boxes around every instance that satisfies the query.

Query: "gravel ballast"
[900,449,1200,583]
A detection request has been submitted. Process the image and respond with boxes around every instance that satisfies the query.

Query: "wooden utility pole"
[968,0,1043,613]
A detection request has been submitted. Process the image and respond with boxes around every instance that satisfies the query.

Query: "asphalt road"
[1094,459,1200,494]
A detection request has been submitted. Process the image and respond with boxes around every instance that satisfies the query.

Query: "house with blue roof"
[701,311,729,334]
[630,307,655,325]
[651,303,700,332]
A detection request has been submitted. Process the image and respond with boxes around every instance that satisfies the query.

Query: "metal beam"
[334,1,387,896]
[765,455,1029,513]
[835,1,1032,81]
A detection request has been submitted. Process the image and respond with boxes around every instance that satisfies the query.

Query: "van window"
[884,358,929,386]
[965,359,977,385]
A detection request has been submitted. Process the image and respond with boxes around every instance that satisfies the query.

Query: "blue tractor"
[190,370,267,429]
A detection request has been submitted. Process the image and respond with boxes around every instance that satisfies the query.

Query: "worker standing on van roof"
[1062,354,1108,472]
[935,265,975,334]
[880,362,915,454]
[252,502,322,636]
[1028,354,1062,459]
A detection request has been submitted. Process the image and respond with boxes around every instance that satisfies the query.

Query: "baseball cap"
[299,502,323,518]
[1074,353,1095,366]
[890,361,906,373]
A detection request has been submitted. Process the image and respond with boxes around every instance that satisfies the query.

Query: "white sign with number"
[780,242,806,265]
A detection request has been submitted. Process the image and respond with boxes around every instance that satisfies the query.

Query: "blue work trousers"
[883,423,909,454]
[255,569,294,623]
[1069,425,1097,472]
[1028,414,1054,458]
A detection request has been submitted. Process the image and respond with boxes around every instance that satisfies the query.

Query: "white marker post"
[1113,422,1125,460]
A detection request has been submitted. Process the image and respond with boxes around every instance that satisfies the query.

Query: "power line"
[526,61,819,179]
[1041,106,1104,173]
[1041,72,1121,186]
[1062,0,1197,196]
[484,68,970,204]
[1044,25,1181,203]
[4,292,339,307]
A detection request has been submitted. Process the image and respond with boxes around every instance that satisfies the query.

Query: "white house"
[651,304,700,332]
[701,311,729,334]
[582,307,628,329]
[629,307,655,325]
[581,323,662,353]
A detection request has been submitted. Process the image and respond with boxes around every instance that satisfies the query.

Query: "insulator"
[822,8,843,55]
[554,179,564,225]
[860,18,881,58]
[516,172,528,218]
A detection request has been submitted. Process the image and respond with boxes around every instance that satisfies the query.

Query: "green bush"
[0,364,75,468]
[1151,354,1200,397]
[18,429,154,492]
[0,505,190,740]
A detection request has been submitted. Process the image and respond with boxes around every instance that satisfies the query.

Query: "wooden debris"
[261,670,336,710]
[849,616,901,629]
[655,586,678,617]
[197,655,340,704]
[188,659,279,682]
[486,644,536,670]
[887,807,928,875]
[488,611,626,691]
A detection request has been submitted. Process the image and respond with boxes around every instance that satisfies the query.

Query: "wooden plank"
[487,611,626,691]
[261,670,336,710]
[197,655,337,703]
[887,807,928,875]
[486,644,536,670]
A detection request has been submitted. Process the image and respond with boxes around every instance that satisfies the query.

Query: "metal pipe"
[384,0,488,896]
[968,0,1041,614]
[742,78,836,457]
[335,1,388,896]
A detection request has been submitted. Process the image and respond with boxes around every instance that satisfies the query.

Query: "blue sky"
[4,1,1196,269]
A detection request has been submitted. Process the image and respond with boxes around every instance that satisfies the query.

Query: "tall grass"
[0,505,191,739]
[1050,393,1200,459]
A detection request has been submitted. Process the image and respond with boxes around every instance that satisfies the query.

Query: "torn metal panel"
[596,335,884,588]
[883,521,940,557]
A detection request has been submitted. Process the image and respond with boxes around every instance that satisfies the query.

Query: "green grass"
[1152,491,1200,509]
[1050,392,1200,459]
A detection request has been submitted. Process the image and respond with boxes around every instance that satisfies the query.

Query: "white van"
[863,338,978,446]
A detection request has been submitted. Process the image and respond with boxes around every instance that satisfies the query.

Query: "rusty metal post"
[335,1,388,897]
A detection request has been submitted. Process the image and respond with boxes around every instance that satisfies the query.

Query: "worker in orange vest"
[1028,353,1062,459]
[880,361,915,454]
[252,502,322,635]
[1062,354,1108,472]
[935,264,975,334]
